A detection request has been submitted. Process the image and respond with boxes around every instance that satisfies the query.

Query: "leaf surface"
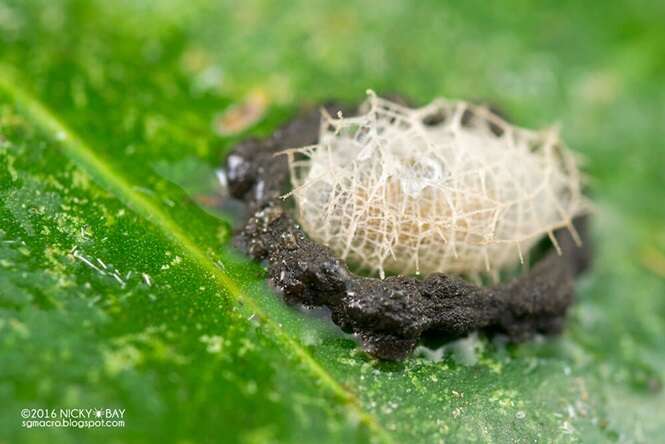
[1,1,664,442]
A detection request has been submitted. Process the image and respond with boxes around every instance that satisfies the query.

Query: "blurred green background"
[0,0,664,442]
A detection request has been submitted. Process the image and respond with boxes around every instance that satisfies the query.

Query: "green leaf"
[1,1,664,443]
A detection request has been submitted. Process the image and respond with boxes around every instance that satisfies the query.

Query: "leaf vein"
[0,69,393,444]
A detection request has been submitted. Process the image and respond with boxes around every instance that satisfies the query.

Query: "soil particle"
[224,102,591,360]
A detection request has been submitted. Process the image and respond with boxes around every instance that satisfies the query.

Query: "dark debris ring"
[223,103,591,360]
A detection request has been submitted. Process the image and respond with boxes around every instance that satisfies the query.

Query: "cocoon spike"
[286,93,586,279]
